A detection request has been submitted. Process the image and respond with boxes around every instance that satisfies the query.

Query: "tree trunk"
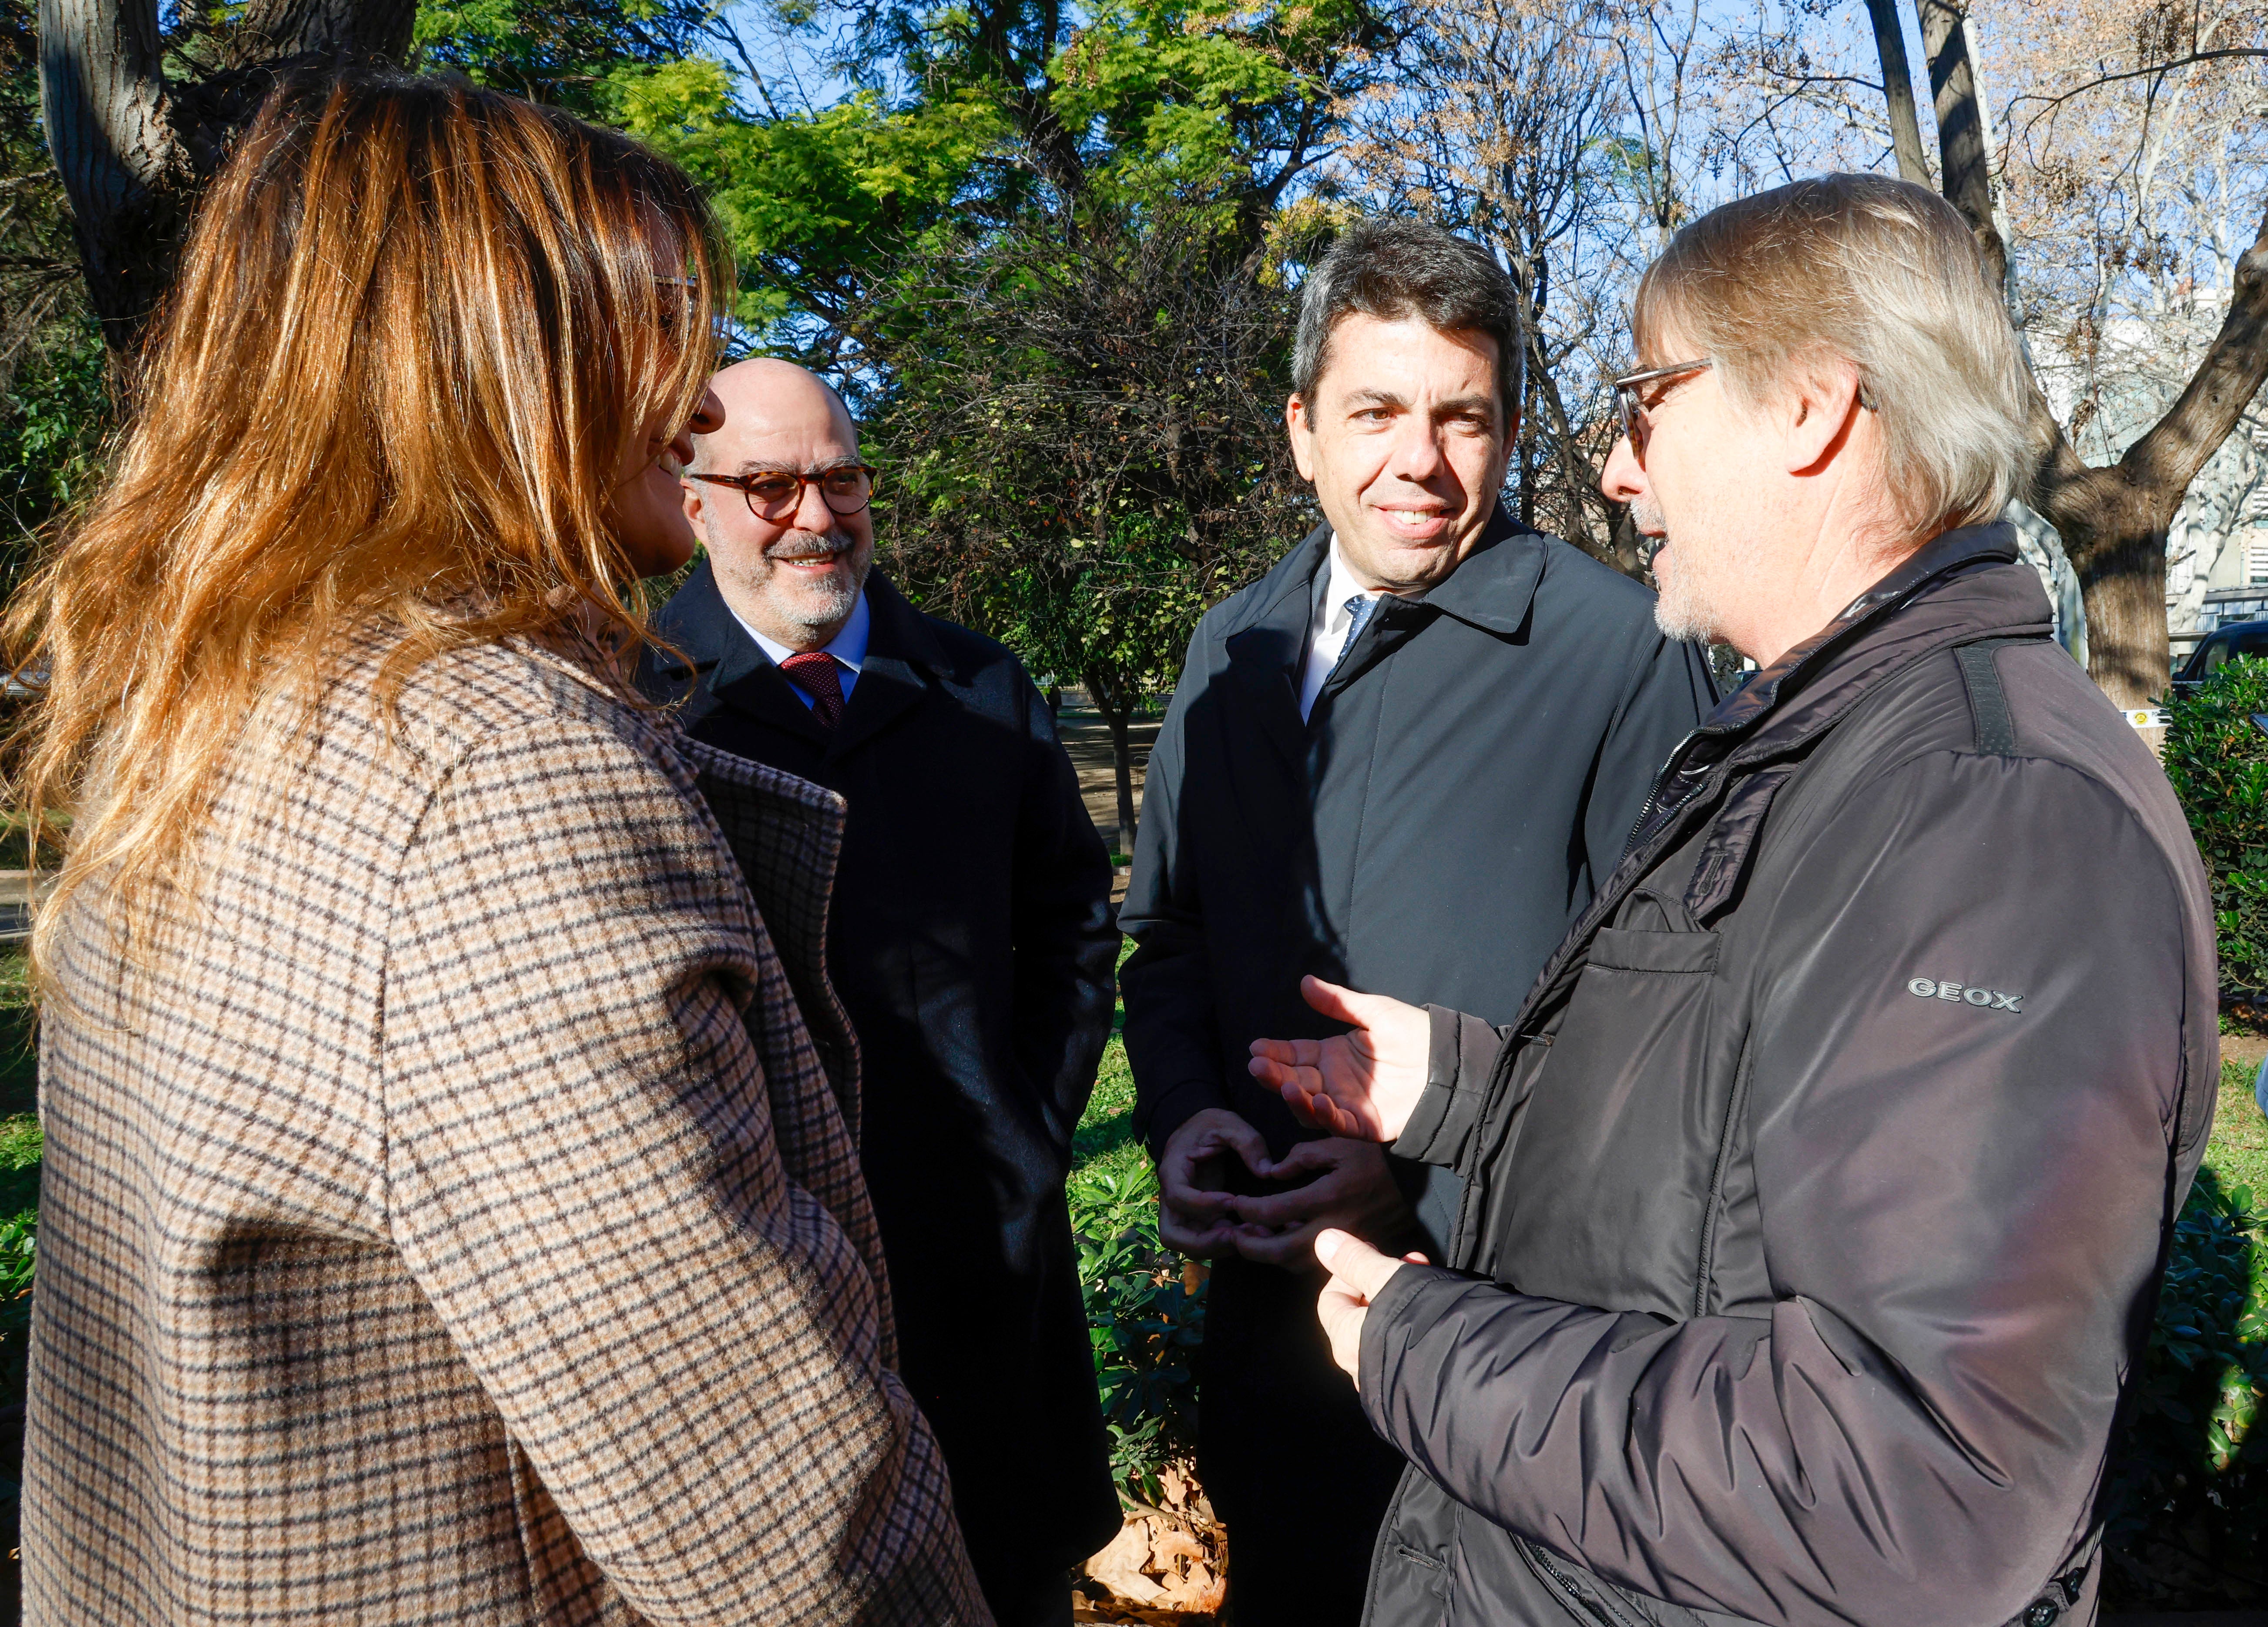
[38,0,415,355]
[1083,667,1139,857]
[1916,0,2008,295]
[2029,211,2268,706]
[1901,7,2268,708]
[1860,0,1931,185]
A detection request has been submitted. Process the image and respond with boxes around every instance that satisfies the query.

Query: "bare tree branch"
[1861,0,1930,184]
[2008,46,2268,131]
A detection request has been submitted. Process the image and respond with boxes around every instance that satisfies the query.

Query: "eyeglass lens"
[743,469,873,519]
[1617,389,1651,459]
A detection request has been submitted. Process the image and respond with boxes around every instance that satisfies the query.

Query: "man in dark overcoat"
[640,359,1121,1627]
[1250,175,2218,1627]
[1118,219,1717,1626]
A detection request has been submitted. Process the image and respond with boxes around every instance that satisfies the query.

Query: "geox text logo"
[1908,978,2022,1013]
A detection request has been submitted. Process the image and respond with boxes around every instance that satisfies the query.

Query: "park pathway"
[1053,699,1160,904]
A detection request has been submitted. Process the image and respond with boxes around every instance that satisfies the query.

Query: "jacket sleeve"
[1583,629,1715,879]
[380,718,987,1627]
[1361,749,2209,1626]
[1009,666,1119,1158]
[1120,626,1231,1158]
[1388,1004,1512,1169]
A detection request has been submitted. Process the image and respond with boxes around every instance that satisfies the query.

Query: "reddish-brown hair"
[4,70,726,979]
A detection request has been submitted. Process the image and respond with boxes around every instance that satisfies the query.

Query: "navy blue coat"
[1121,516,1717,1248]
[640,565,1121,1600]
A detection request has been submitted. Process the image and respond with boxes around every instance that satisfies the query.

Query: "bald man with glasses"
[640,358,1121,1627]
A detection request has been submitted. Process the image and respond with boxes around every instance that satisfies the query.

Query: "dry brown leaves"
[1071,1462,1227,1625]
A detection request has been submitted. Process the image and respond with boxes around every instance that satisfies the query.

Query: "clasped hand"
[1155,1111,1412,1267]
[1155,975,1430,1267]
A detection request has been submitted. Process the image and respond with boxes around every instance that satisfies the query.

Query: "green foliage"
[2164,659,2268,994]
[0,1114,36,1312]
[1046,0,1376,204]
[0,319,111,585]
[867,203,1314,715]
[1074,1032,1138,1168]
[2103,1164,2268,1604]
[412,0,719,120]
[1070,1028,1204,1500]
[622,83,1009,335]
[1067,1151,1205,1499]
[0,0,115,579]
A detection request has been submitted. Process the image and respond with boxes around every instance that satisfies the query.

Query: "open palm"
[1246,975,1430,1143]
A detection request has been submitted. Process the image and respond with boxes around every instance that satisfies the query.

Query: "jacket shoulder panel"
[1529,536,1664,625]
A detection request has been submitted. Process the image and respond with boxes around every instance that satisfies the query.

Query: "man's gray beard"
[1642,501,1735,644]
[777,565,864,631]
[725,529,870,630]
[1651,554,1721,643]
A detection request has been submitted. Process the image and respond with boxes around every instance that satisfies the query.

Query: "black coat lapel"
[646,557,837,749]
[713,647,834,748]
[1222,527,1327,777]
[830,574,935,758]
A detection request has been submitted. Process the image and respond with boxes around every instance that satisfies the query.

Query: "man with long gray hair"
[1249,174,2217,1626]
[1121,218,1715,1624]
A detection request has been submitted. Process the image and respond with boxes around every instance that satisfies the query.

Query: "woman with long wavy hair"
[6,70,983,1625]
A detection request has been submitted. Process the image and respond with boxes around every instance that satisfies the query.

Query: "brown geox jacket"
[23,630,990,1626]
[1359,524,2217,1627]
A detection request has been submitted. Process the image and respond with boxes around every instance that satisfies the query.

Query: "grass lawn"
[1074,944,1147,1188]
[2212,1055,2268,1199]
[1074,1036,1143,1178]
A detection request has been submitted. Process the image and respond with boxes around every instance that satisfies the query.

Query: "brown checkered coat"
[23,629,990,1625]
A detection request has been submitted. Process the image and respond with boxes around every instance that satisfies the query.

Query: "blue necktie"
[1331,593,1379,679]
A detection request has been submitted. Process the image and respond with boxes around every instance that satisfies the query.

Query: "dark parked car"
[2172,617,2268,691]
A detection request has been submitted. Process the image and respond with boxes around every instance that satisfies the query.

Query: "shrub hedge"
[2164,656,2268,995]
[2101,1163,2267,1604]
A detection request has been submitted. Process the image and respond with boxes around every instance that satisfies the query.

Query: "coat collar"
[1219,506,1547,775]
[650,561,946,759]
[1624,522,2052,855]
[1221,506,1545,643]
[1705,520,2046,757]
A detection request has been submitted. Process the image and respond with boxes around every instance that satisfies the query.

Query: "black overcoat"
[1121,516,1718,1242]
[640,564,1121,1600]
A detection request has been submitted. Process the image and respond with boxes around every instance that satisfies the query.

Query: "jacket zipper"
[1622,726,1703,852]
[1514,1534,1650,1627]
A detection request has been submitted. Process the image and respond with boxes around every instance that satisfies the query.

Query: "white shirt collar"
[1317,539,1380,640]
[730,585,870,675]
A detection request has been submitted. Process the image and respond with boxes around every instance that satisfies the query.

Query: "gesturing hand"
[1315,1228,1427,1384]
[1246,975,1430,1144]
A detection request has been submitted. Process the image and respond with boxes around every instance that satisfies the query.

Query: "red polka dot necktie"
[778,651,846,730]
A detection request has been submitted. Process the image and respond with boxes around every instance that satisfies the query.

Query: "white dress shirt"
[732,586,871,709]
[1298,542,1391,721]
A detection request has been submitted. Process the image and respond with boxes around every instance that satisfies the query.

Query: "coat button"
[2024,1603,2060,1627]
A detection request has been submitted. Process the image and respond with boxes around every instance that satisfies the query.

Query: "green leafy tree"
[0,0,111,586]
[413,0,723,121]
[862,204,1316,850]
[2164,656,2268,996]
[611,0,1384,345]
[604,0,1383,813]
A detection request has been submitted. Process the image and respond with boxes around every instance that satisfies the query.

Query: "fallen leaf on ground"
[1083,1516,1168,1606]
